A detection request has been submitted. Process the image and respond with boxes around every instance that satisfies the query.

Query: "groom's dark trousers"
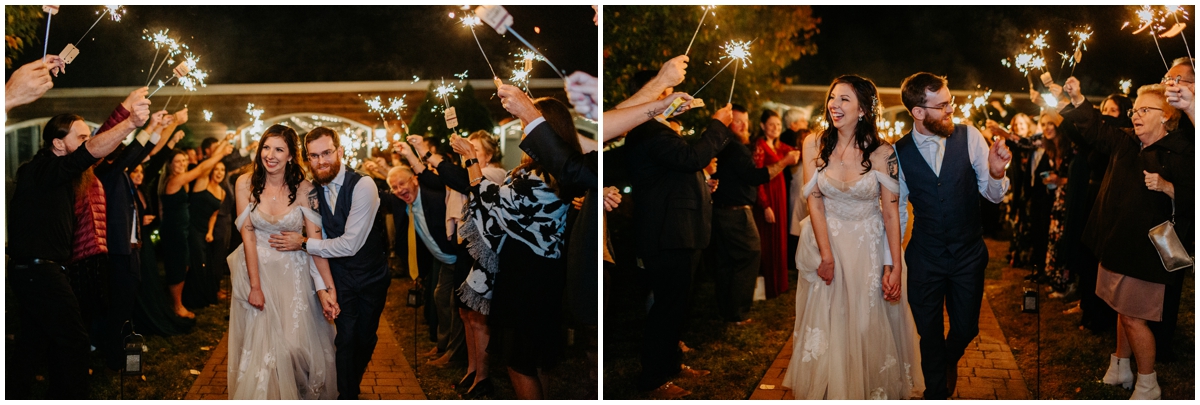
[905,241,987,400]
[896,125,989,400]
[317,169,392,400]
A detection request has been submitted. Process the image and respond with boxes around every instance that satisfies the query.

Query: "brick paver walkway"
[185,318,425,400]
[752,295,1031,400]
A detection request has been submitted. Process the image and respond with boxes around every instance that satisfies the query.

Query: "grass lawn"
[382,275,597,400]
[983,238,1195,400]
[5,273,231,400]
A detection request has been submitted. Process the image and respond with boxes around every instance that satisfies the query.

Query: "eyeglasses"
[916,96,956,112]
[1126,107,1164,118]
[1161,75,1195,85]
[307,149,338,162]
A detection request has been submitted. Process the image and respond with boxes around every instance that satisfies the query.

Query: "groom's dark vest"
[317,168,389,288]
[894,124,983,257]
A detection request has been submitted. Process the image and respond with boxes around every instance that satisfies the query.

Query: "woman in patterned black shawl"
[452,95,583,399]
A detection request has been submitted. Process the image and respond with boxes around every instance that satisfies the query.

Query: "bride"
[227,125,340,399]
[783,75,924,399]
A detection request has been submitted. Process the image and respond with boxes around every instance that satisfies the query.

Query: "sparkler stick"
[147,77,175,98]
[727,62,738,105]
[147,56,174,87]
[462,15,500,82]
[685,6,714,56]
[163,95,173,111]
[42,7,55,62]
[691,58,734,97]
[1163,5,1194,69]
[147,47,159,82]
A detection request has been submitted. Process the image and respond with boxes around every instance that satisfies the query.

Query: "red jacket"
[70,170,108,263]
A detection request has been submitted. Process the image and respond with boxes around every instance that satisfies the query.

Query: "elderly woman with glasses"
[1058,77,1193,400]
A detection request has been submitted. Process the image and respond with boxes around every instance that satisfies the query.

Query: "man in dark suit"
[624,101,734,397]
[387,145,466,367]
[95,99,165,371]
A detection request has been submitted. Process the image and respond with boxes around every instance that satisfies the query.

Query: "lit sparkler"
[203,110,213,122]
[1119,79,1132,95]
[693,38,756,98]
[1125,5,1172,70]
[246,103,265,139]
[434,78,459,111]
[721,40,753,105]
[1063,26,1093,75]
[76,5,124,45]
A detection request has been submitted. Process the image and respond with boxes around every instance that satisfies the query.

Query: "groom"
[894,73,1011,400]
[271,127,391,399]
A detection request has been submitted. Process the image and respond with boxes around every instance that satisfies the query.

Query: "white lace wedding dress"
[226,204,338,399]
[782,168,925,400]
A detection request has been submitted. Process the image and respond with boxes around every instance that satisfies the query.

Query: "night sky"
[5,5,597,87]
[785,5,1194,96]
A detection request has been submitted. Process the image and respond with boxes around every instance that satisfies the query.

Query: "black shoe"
[463,378,493,399]
[455,371,476,393]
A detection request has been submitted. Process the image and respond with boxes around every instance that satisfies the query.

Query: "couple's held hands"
[317,288,340,321]
[882,265,902,302]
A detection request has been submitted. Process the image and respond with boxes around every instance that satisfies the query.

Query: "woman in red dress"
[753,109,795,298]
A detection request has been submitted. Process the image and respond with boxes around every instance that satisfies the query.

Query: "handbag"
[1149,200,1193,272]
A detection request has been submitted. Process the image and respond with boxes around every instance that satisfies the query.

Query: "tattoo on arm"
[645,108,661,119]
[887,151,899,180]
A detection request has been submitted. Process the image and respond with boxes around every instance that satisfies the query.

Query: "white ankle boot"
[1102,354,1133,389]
[1129,372,1160,400]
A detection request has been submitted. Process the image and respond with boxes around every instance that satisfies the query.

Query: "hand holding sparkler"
[657,55,690,89]
[1165,79,1195,121]
[659,92,695,118]
[1063,77,1085,107]
[565,71,598,120]
[712,103,733,127]
[122,86,150,114]
[127,94,152,128]
[4,56,61,112]
[498,84,542,124]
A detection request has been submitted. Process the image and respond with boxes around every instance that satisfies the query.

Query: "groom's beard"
[923,114,955,137]
[312,161,339,185]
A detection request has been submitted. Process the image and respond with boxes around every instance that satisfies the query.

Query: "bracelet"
[465,158,478,168]
[471,176,484,184]
[422,151,432,161]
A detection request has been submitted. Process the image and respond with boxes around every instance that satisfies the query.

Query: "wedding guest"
[1059,93,1128,332]
[157,140,233,319]
[711,103,798,323]
[450,96,582,400]
[95,89,163,370]
[392,137,468,371]
[1025,111,1061,279]
[1062,80,1193,400]
[752,109,796,299]
[7,97,150,398]
[181,159,227,309]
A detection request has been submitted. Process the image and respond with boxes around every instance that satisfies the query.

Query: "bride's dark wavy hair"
[817,75,883,174]
[250,125,305,207]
